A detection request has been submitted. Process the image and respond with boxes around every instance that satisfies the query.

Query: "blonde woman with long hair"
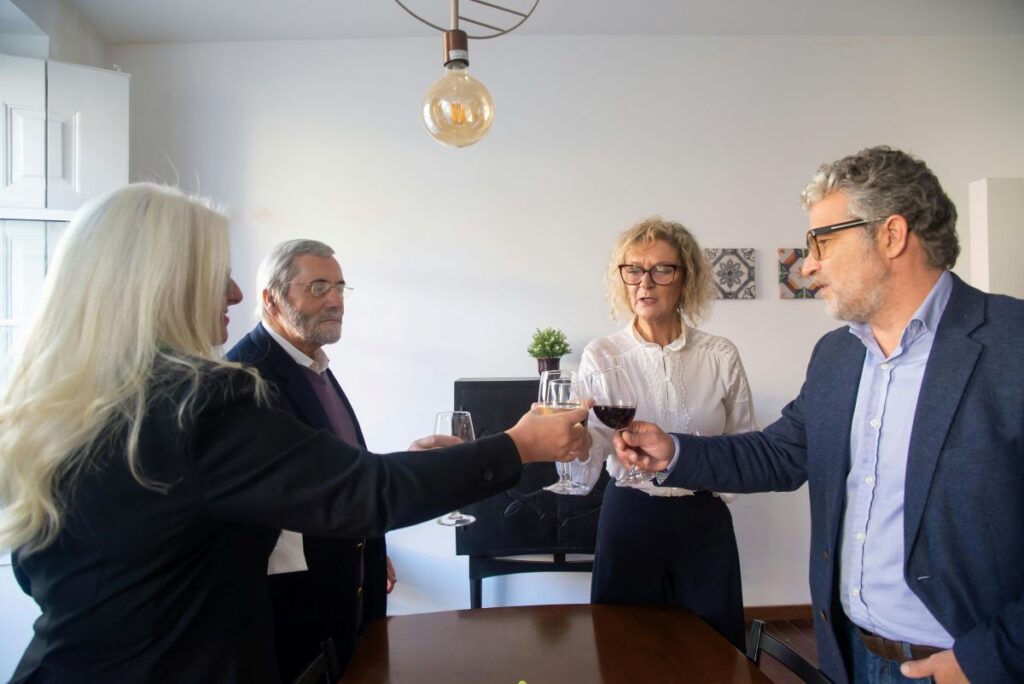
[574,217,756,649]
[0,183,587,683]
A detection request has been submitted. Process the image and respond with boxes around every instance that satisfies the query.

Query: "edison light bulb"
[422,30,494,148]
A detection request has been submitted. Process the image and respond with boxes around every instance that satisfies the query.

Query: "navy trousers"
[591,484,745,650]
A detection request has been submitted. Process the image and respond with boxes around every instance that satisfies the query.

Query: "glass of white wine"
[538,370,591,495]
[434,411,477,527]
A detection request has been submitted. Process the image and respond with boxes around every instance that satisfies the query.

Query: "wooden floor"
[744,618,819,684]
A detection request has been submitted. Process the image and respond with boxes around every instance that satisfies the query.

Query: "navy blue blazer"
[664,274,1024,684]
[227,323,386,677]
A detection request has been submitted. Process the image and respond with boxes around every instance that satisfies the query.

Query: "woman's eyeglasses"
[618,264,680,286]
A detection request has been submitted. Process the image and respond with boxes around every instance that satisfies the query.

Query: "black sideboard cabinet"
[453,378,610,607]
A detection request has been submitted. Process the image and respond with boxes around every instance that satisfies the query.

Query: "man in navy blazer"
[616,147,1023,684]
[227,239,394,680]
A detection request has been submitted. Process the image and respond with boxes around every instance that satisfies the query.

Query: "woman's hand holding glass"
[504,404,589,465]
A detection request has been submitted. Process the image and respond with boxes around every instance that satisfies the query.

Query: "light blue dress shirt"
[839,270,954,647]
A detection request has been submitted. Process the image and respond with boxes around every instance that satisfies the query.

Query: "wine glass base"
[437,513,476,527]
[543,480,591,495]
[615,474,655,488]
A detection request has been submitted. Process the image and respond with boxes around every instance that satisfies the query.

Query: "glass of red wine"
[588,366,648,487]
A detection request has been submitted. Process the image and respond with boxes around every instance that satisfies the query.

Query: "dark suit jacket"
[664,275,1024,684]
[226,323,385,678]
[12,366,521,683]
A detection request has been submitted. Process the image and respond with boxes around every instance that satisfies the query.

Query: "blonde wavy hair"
[605,216,714,326]
[0,183,258,555]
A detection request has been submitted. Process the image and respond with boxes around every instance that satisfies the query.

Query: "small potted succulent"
[527,327,572,374]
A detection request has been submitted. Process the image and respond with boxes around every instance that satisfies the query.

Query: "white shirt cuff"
[655,433,682,484]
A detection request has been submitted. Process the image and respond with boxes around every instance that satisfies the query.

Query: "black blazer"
[226,323,386,677]
[664,275,1024,684]
[11,367,521,683]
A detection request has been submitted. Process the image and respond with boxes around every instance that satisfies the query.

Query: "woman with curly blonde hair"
[575,216,756,649]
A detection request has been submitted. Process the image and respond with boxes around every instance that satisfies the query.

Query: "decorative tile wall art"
[704,248,756,299]
[778,248,822,299]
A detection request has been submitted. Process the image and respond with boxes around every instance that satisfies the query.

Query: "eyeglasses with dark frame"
[805,218,872,260]
[285,280,354,298]
[618,264,681,286]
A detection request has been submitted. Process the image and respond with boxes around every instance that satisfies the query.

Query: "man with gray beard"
[613,147,1024,684]
[227,239,396,680]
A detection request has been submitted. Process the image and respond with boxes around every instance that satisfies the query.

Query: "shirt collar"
[261,321,331,374]
[629,318,688,351]
[847,270,953,348]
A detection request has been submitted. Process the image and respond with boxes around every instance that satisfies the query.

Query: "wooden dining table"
[342,603,772,683]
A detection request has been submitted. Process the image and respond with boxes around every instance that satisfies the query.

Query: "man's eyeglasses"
[286,280,354,298]
[618,264,681,286]
[805,218,872,260]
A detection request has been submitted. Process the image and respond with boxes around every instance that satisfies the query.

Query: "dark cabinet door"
[453,378,609,557]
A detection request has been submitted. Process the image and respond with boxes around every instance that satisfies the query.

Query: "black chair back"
[746,619,832,684]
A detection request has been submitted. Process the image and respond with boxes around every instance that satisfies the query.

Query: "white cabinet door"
[46,61,130,210]
[0,55,46,209]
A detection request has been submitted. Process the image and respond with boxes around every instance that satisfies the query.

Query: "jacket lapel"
[818,333,865,554]
[253,325,335,433]
[903,275,984,558]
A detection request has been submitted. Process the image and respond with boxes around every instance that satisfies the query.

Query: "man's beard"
[817,250,889,323]
[282,301,342,346]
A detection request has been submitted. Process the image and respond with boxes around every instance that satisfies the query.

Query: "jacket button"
[819,610,828,622]
[823,549,830,560]
[357,586,363,597]
[483,469,494,482]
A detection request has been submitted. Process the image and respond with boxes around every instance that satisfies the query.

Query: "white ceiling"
[50,0,1024,44]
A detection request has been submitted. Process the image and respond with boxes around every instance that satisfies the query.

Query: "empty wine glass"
[538,370,591,495]
[588,366,649,487]
[434,411,477,527]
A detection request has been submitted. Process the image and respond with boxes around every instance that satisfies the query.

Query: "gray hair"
[801,146,959,270]
[255,239,335,320]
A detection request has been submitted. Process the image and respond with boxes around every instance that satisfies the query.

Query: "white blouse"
[573,321,757,499]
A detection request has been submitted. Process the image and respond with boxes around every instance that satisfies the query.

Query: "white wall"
[0,33,48,59]
[104,34,1024,615]
[969,177,1024,298]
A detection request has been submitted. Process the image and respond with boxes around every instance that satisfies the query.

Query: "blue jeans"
[847,623,935,684]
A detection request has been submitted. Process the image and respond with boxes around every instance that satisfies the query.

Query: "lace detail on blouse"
[573,321,757,499]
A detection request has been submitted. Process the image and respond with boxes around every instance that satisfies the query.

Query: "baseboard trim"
[743,604,812,621]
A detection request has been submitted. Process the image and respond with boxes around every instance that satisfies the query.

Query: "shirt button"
[852,588,860,597]
[869,418,881,429]
[865,476,875,485]
[855,532,866,542]
[880,362,890,370]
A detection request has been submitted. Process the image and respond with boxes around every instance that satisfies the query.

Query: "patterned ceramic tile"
[778,248,822,299]
[704,248,756,299]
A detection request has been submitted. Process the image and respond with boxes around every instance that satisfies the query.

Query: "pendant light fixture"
[395,0,540,148]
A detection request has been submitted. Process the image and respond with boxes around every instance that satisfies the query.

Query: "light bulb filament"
[449,102,467,124]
